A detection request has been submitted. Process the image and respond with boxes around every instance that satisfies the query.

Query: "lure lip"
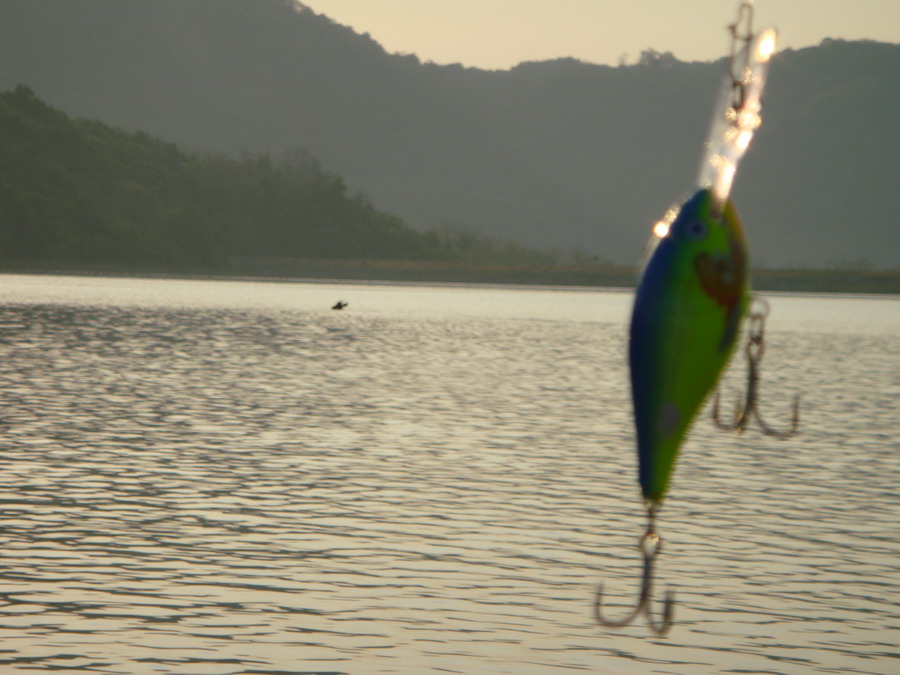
[698,25,778,215]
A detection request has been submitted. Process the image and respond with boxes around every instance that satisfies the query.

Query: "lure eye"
[687,220,708,240]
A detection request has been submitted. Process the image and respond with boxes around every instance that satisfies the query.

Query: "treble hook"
[713,297,800,437]
[594,508,674,635]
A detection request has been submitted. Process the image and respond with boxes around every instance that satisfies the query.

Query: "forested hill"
[0,0,897,269]
[0,85,513,270]
[1,86,896,292]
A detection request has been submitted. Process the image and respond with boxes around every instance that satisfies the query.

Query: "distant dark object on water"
[332,301,348,310]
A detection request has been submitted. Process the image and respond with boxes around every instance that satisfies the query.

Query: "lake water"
[0,273,897,674]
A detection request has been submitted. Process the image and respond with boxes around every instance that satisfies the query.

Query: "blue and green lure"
[595,1,777,633]
[630,189,749,504]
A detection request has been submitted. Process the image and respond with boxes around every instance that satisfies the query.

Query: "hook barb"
[594,521,675,635]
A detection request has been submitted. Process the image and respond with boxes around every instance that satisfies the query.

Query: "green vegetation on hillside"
[0,85,562,272]
[0,85,896,293]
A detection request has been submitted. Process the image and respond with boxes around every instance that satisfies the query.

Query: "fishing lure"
[595,1,777,634]
[630,189,750,504]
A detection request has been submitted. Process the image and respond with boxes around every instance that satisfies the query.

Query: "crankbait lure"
[630,189,750,504]
[595,1,777,634]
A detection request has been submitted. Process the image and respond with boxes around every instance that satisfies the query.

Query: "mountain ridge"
[0,0,897,268]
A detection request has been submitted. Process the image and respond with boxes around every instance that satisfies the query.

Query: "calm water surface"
[0,274,897,674]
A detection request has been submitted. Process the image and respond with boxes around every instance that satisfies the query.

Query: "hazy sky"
[301,0,899,69]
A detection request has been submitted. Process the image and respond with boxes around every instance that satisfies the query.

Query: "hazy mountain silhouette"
[1,0,897,268]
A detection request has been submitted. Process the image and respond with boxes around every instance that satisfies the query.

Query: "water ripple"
[0,278,896,673]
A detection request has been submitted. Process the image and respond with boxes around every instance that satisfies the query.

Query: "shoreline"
[1,259,898,295]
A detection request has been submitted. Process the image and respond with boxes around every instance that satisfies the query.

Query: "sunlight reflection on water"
[0,274,897,674]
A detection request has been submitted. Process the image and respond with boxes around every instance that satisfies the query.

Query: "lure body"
[629,188,750,503]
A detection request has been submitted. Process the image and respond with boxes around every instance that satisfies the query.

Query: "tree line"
[0,85,559,272]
